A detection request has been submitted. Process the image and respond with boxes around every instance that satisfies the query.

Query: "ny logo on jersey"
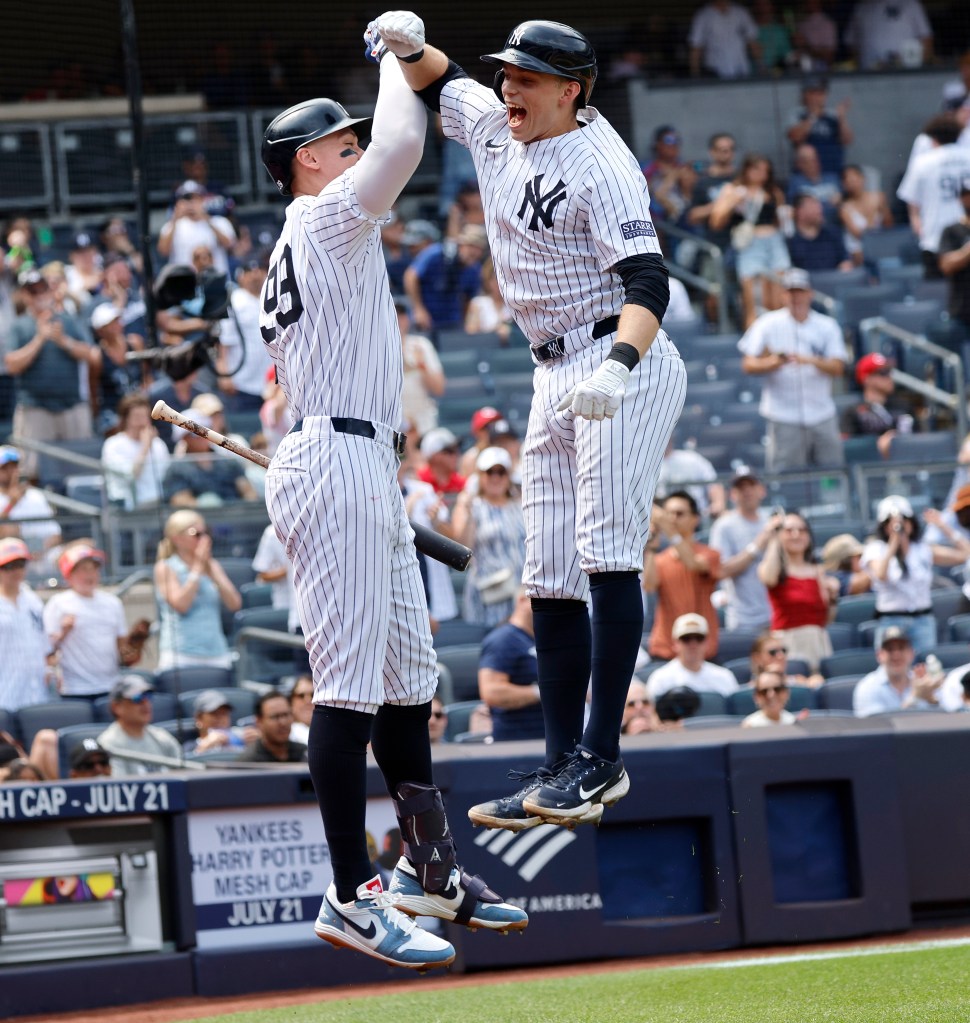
[517,174,567,231]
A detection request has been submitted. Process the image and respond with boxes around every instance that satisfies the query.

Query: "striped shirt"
[439,77,663,347]
[0,583,49,712]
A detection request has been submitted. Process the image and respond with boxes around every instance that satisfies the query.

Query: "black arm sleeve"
[614,253,670,325]
[415,60,467,114]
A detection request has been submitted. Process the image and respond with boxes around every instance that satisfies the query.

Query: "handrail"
[858,316,967,438]
[658,222,732,333]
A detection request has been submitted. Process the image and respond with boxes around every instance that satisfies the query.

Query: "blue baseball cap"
[0,446,21,466]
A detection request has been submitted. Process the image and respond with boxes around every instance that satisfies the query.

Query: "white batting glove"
[557,360,630,421]
[373,11,425,59]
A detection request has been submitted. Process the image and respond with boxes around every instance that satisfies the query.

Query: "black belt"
[874,608,933,618]
[532,315,620,364]
[291,417,406,456]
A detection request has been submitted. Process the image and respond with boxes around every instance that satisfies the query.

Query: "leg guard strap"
[394,781,457,895]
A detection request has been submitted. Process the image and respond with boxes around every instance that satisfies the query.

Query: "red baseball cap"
[0,537,31,568]
[58,542,106,579]
[470,406,502,434]
[855,352,893,386]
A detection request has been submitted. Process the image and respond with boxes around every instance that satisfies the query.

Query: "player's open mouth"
[507,105,526,130]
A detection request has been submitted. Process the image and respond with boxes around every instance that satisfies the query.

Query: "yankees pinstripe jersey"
[259,173,401,428]
[439,76,664,347]
[0,584,49,712]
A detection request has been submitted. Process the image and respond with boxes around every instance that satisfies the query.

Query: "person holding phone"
[861,496,970,651]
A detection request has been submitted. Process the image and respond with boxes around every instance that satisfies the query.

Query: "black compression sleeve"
[415,60,466,114]
[614,253,670,324]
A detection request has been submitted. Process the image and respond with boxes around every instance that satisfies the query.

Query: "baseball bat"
[151,401,473,571]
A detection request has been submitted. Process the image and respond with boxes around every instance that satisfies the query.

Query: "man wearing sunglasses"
[646,613,739,703]
[97,675,181,776]
[742,669,796,727]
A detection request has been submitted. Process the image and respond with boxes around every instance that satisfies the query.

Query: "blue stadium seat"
[681,714,739,729]
[881,299,946,338]
[154,665,234,694]
[947,613,970,642]
[433,619,490,649]
[860,226,920,267]
[839,283,905,336]
[816,675,862,710]
[240,581,274,609]
[693,691,729,716]
[913,643,970,669]
[0,707,20,744]
[820,648,878,679]
[834,593,878,627]
[714,628,765,665]
[886,431,958,463]
[443,699,484,741]
[827,621,860,650]
[436,645,483,702]
[17,700,94,750]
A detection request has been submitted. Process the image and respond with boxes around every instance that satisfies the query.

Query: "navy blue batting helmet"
[261,98,372,196]
[482,20,598,106]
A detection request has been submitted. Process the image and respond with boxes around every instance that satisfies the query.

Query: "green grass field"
[190,940,970,1023]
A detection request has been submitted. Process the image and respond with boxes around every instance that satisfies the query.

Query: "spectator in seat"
[404,223,486,339]
[747,629,824,688]
[458,406,503,479]
[5,268,97,480]
[428,695,448,744]
[157,180,236,277]
[742,668,798,727]
[215,255,275,415]
[97,675,182,776]
[739,267,848,472]
[641,125,685,222]
[643,491,722,662]
[399,295,445,437]
[477,589,544,742]
[786,194,854,272]
[758,511,837,672]
[0,537,49,714]
[861,495,970,651]
[251,522,297,631]
[646,613,739,702]
[853,626,941,716]
[709,467,784,633]
[154,509,241,673]
[449,447,525,628]
[688,0,760,79]
[937,178,970,336]
[787,143,843,217]
[786,79,853,176]
[841,353,912,457]
[187,689,249,754]
[0,444,61,555]
[162,409,258,506]
[839,164,894,267]
[622,679,673,735]
[89,303,147,435]
[417,427,466,497]
[101,394,171,510]
[845,0,933,71]
[464,257,517,344]
[44,542,138,702]
[236,692,307,763]
[821,534,871,599]
[68,738,113,779]
[65,232,103,305]
[287,675,315,746]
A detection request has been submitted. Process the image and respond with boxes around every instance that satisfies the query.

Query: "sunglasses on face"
[678,634,706,644]
[765,647,788,656]
[127,692,153,704]
[184,527,208,537]
[756,685,788,696]
[430,710,446,719]
[81,758,111,769]
[0,559,28,571]
[484,467,508,477]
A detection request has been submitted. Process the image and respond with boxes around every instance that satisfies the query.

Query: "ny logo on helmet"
[518,174,567,231]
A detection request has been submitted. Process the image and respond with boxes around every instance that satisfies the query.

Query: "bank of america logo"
[473,824,576,881]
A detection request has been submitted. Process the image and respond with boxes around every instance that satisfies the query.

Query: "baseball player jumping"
[379,13,686,830]
[258,20,526,972]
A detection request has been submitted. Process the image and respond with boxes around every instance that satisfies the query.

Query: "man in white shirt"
[216,257,275,413]
[156,180,236,277]
[844,0,933,71]
[98,675,183,775]
[688,0,760,79]
[647,612,739,701]
[853,626,942,716]
[0,445,61,554]
[738,267,848,472]
[897,115,970,279]
[251,523,298,633]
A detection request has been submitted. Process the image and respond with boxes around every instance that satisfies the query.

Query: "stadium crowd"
[4,12,970,782]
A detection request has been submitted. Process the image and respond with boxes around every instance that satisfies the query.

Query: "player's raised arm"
[354,17,429,217]
[373,11,451,91]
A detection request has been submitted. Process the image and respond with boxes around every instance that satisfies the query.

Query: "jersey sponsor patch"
[620,220,657,240]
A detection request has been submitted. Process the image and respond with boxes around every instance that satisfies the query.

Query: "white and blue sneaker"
[389,857,528,934]
[522,745,629,828]
[314,875,455,971]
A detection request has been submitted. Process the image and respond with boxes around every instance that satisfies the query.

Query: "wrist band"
[399,48,425,63]
[606,342,640,371]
